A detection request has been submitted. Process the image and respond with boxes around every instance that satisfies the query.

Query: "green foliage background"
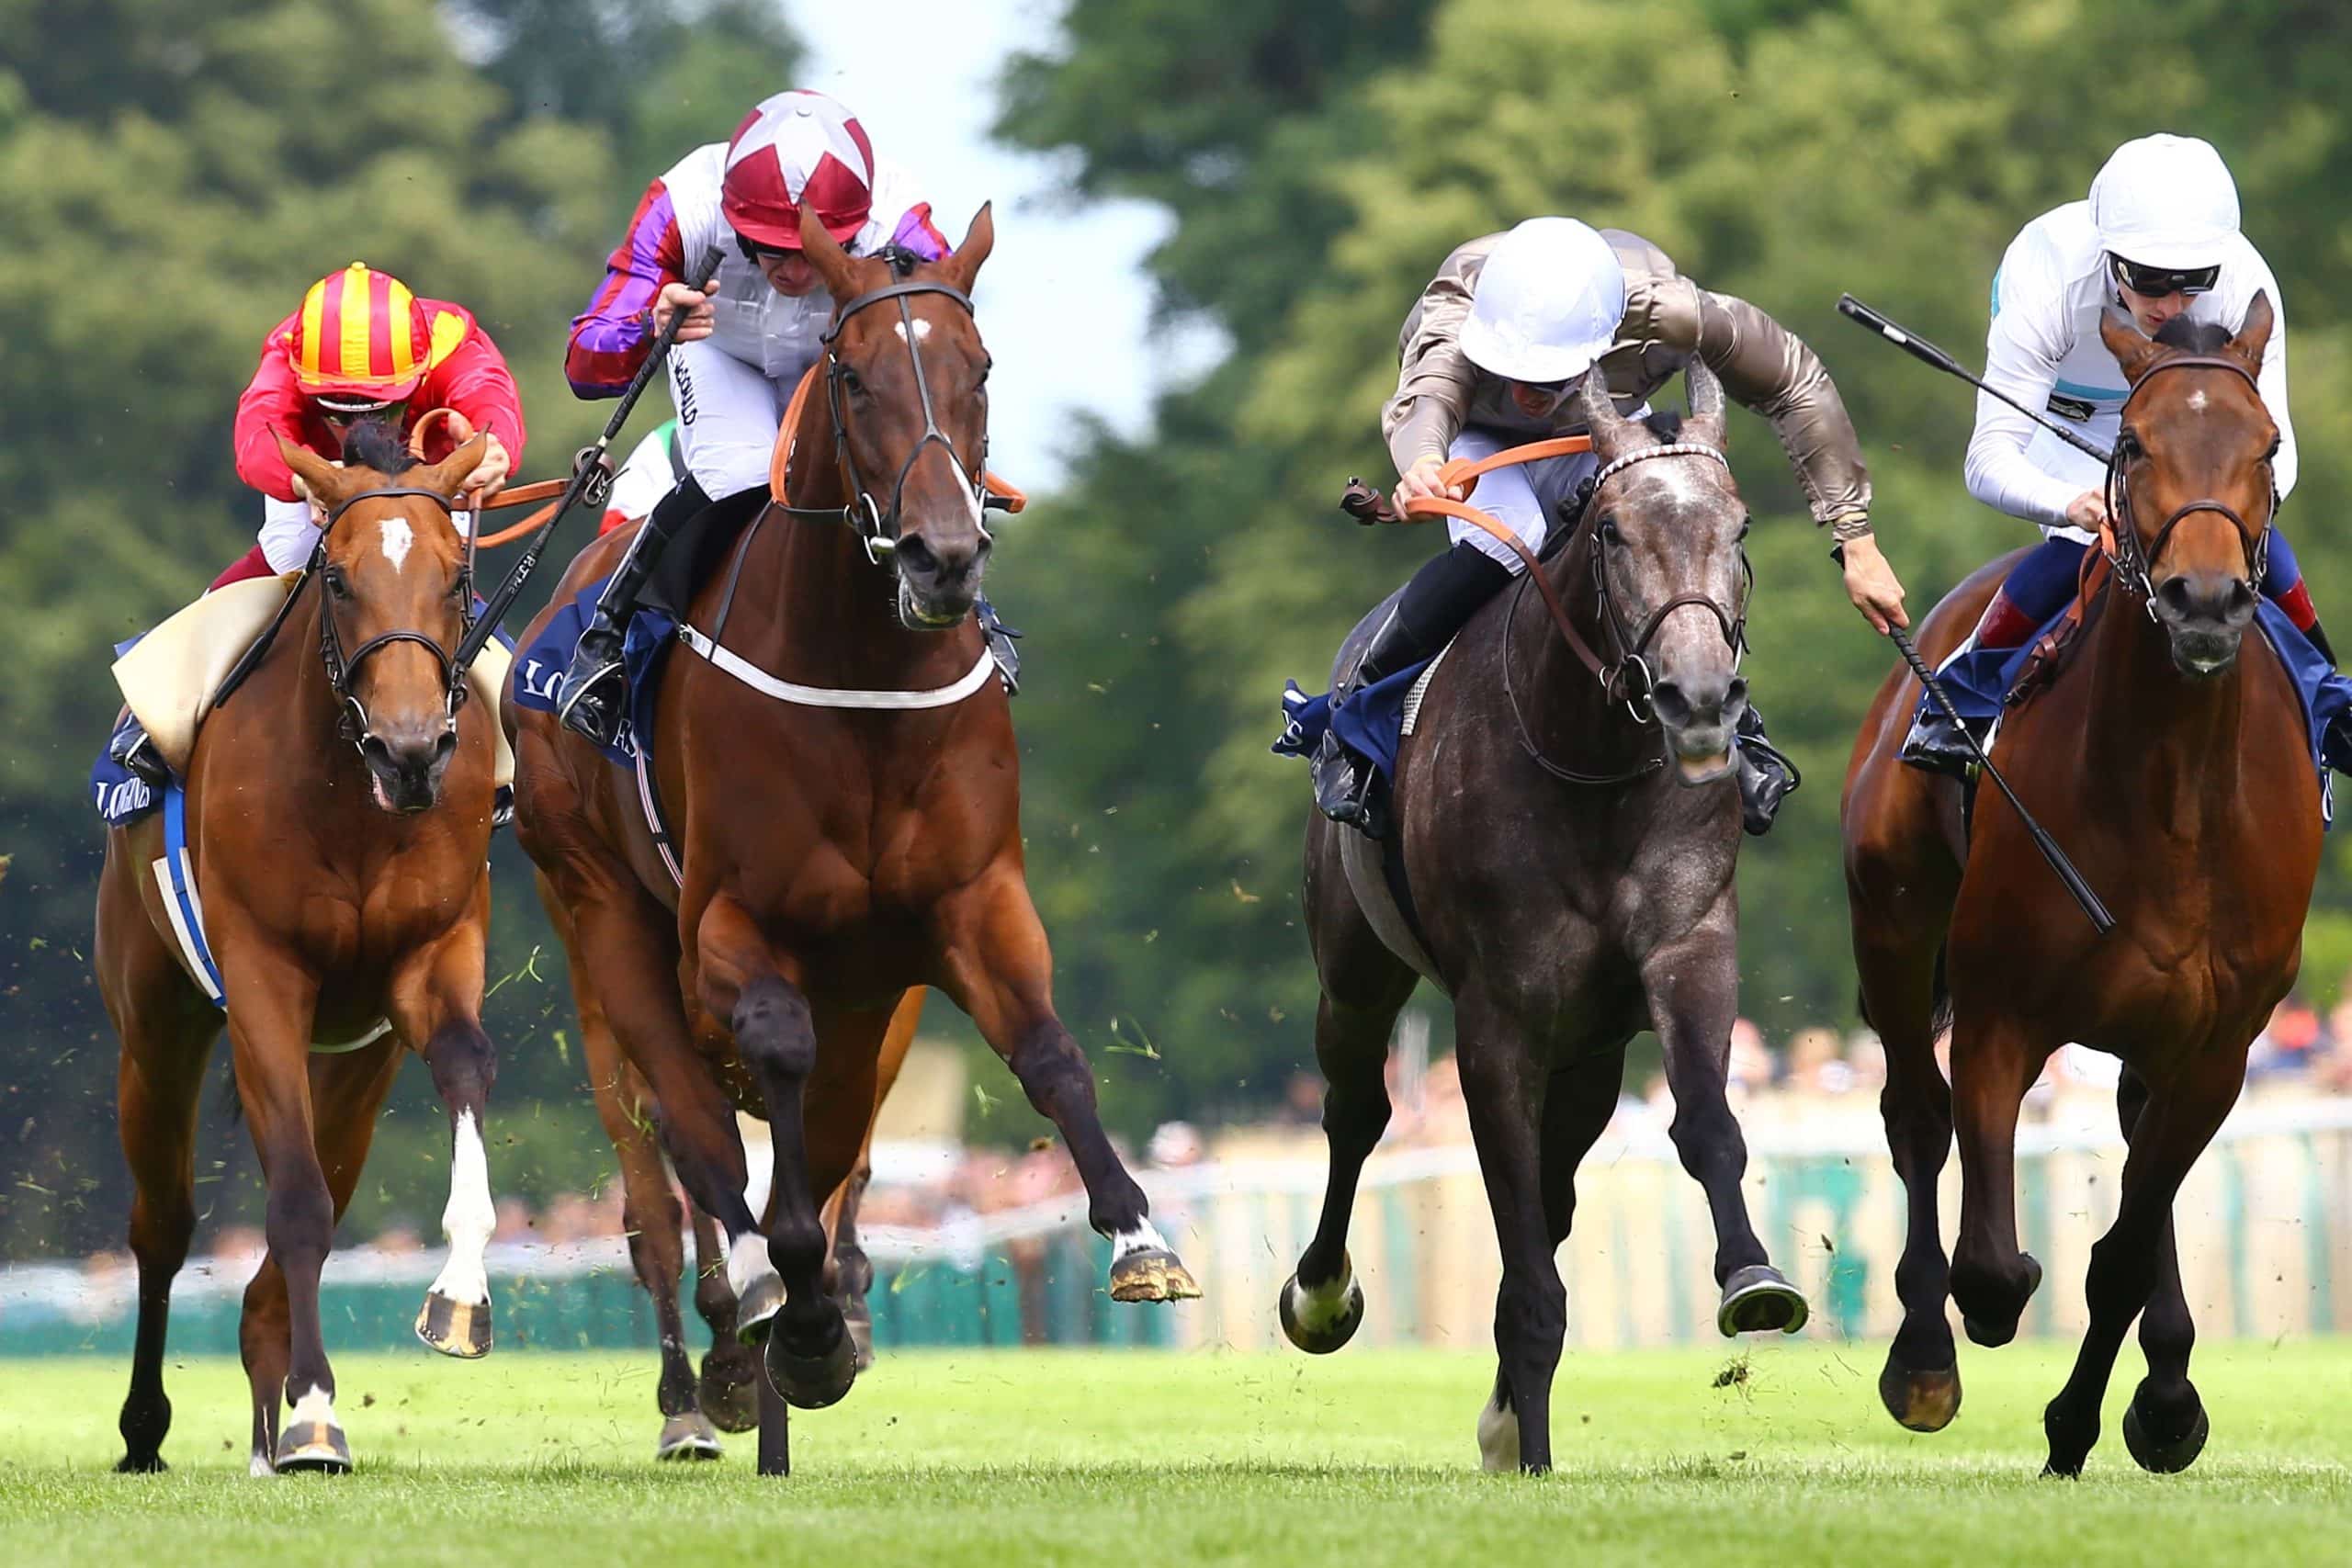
[7,0,2352,1254]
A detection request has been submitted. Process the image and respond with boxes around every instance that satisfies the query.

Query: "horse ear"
[1574,367,1642,462]
[275,431,357,510]
[2229,290,2275,373]
[939,202,995,295]
[2098,307,2166,384]
[1684,357,1727,450]
[799,204,864,301]
[420,433,490,501]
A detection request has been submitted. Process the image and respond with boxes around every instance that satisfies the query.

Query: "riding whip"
[1838,295,2113,465]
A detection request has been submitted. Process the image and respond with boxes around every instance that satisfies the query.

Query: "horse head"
[800,202,998,631]
[276,420,485,812]
[1572,361,1749,784]
[2099,295,2278,677]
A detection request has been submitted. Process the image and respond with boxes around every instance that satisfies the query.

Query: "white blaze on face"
[427,1110,495,1306]
[379,515,414,575]
[891,319,933,344]
[2187,389,2210,413]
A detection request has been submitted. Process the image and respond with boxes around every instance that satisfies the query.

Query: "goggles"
[2110,254,2220,299]
[314,394,401,426]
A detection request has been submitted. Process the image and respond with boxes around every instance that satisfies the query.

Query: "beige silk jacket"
[1382,229,1872,529]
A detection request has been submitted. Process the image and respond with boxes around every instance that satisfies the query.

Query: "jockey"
[553,88,952,746]
[1904,133,2333,775]
[109,263,522,783]
[1313,217,1907,835]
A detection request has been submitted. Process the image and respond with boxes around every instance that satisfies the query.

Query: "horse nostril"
[1649,680,1691,728]
[2222,578,2257,625]
[2155,576,2197,619]
[894,536,937,578]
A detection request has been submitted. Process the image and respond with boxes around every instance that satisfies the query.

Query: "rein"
[313,485,475,753]
[1374,434,1747,783]
[2102,353,2276,604]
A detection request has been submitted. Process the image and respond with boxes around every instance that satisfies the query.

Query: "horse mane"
[2153,316,2231,354]
[337,418,420,479]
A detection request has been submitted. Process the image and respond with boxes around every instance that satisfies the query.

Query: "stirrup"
[556,661,626,746]
[110,723,171,787]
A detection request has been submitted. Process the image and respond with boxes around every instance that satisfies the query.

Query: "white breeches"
[668,336,799,502]
[1442,425,1603,576]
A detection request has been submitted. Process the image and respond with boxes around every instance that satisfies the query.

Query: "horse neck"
[728,373,978,688]
[2078,584,2251,833]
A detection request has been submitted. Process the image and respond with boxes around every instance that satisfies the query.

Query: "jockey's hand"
[467,432,511,501]
[1839,532,1910,634]
[652,279,720,343]
[1393,456,1464,513]
[2064,490,2110,533]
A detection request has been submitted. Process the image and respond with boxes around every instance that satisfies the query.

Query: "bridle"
[1504,441,1749,784]
[772,265,998,566]
[2102,353,2277,606]
[311,485,475,755]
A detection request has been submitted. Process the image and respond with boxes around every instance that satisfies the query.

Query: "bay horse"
[509,202,1194,1445]
[96,423,505,1473]
[1283,366,1808,1473]
[565,941,924,1460]
[1844,299,2316,1475]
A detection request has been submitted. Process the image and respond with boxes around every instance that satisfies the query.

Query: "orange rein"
[765,362,1028,515]
[1381,434,1605,679]
[404,408,571,546]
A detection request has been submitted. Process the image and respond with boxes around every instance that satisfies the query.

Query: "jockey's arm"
[1963,267,2086,529]
[232,322,311,502]
[566,173,691,399]
[426,321,527,500]
[2245,260,2298,502]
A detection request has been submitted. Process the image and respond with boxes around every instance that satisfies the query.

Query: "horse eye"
[839,366,865,396]
[323,569,352,601]
[1599,515,1621,544]
[2117,429,2142,459]
[1736,516,1752,541]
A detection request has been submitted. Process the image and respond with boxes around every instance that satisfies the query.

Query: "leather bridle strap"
[2106,352,2275,596]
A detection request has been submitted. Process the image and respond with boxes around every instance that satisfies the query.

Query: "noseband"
[313,485,475,753]
[1571,442,1749,723]
[775,273,996,566]
[2104,354,2276,604]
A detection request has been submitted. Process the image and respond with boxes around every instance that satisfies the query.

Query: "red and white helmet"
[721,90,876,252]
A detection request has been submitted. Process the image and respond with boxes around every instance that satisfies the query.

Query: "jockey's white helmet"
[2089,133,2241,271]
[1458,218,1625,385]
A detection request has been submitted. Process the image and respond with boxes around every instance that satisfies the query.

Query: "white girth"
[675,624,996,710]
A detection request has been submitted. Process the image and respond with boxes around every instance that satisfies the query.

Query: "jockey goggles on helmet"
[2110,254,2220,299]
[314,392,403,425]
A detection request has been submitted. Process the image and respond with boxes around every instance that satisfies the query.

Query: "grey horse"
[1280,364,1808,1473]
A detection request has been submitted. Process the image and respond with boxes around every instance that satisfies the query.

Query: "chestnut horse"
[510,203,1194,1445]
[1845,299,2317,1475]
[96,423,504,1473]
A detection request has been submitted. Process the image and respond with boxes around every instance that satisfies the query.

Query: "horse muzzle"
[1650,672,1747,786]
[2152,570,2257,678]
[360,725,458,814]
[889,531,989,631]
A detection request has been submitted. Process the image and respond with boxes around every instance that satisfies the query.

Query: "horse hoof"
[1109,1246,1202,1303]
[765,1318,858,1410]
[656,1411,724,1461]
[1877,1356,1962,1432]
[114,1452,168,1474]
[2123,1393,2210,1474]
[1716,1265,1808,1337]
[1962,1314,2018,1348]
[699,1343,763,1434]
[1278,1265,1365,1354]
[274,1419,352,1475]
[415,1290,493,1359]
[733,1276,783,1346]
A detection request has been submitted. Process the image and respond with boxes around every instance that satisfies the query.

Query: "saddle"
[2004,548,2116,714]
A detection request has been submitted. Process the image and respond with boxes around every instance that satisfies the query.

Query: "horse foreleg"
[830,989,923,1372]
[1454,991,1565,1474]
[1475,1043,1628,1472]
[694,896,861,1411]
[1640,924,1805,1336]
[388,898,499,1361]
[2114,1069,2204,1473]
[218,938,349,1472]
[1281,986,1411,1355]
[1947,1013,2051,1348]
[933,870,1198,1304]
[2041,1061,2240,1477]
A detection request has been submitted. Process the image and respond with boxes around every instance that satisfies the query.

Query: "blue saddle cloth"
[511,574,678,767]
[1271,653,1442,788]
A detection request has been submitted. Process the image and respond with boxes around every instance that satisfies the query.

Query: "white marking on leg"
[741,1161,773,1233]
[288,1383,338,1429]
[726,1228,780,1303]
[379,515,413,575]
[1477,1383,1521,1472]
[427,1110,494,1306]
[1288,1258,1358,1332]
[249,1449,277,1478]
[1109,1220,1170,1261]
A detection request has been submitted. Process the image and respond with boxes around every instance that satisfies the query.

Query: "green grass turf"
[1,1340,2345,1566]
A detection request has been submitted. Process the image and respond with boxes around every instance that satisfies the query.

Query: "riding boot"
[1314,542,1512,833]
[1732,704,1802,836]
[107,711,171,787]
[557,477,707,747]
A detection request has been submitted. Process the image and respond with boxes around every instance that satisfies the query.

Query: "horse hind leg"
[110,989,221,1472]
[688,1202,762,1434]
[827,989,922,1372]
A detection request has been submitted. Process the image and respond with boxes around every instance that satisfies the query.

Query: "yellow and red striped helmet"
[283,262,434,403]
